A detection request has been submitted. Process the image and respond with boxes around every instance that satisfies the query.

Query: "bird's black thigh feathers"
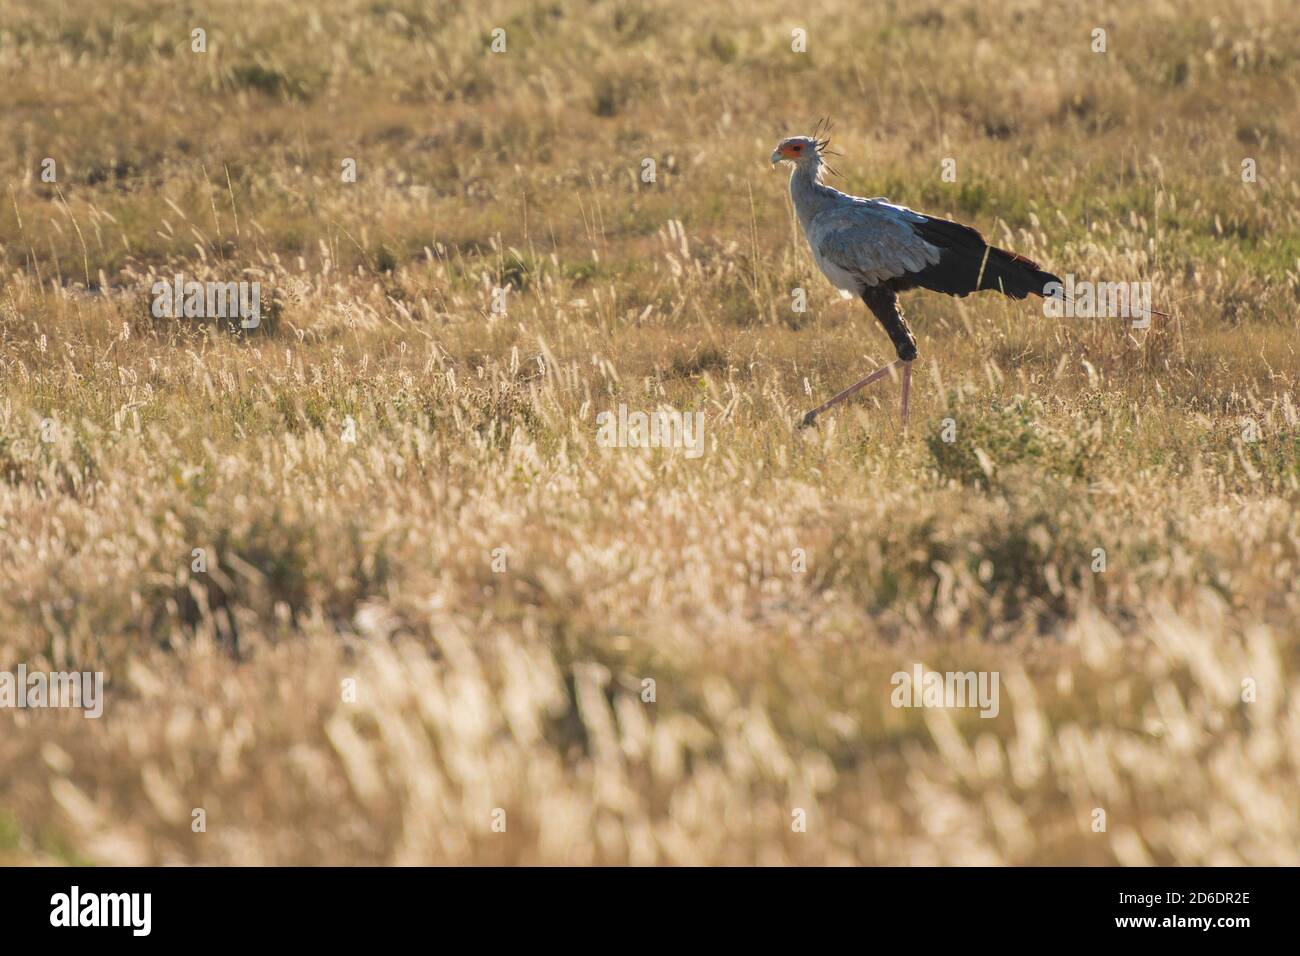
[860,286,917,361]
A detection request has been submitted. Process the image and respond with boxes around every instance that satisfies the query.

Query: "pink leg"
[799,358,907,428]
[900,360,912,430]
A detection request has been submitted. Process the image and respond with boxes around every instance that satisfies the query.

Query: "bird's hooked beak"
[770,148,783,167]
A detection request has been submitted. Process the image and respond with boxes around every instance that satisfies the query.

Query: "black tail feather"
[897,216,1061,300]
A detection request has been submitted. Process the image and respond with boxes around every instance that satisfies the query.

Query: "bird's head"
[771,121,839,176]
[770,136,820,168]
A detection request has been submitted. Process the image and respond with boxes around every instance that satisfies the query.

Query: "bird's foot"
[797,410,818,429]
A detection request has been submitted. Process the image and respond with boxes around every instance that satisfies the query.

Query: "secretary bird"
[772,127,1062,429]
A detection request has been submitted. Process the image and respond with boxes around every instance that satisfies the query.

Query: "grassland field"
[0,0,1298,865]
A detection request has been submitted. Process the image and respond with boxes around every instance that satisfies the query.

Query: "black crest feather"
[811,117,842,177]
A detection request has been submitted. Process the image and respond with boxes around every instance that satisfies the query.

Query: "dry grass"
[1,0,1298,864]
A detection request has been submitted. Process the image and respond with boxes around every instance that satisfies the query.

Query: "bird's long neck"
[789,161,836,231]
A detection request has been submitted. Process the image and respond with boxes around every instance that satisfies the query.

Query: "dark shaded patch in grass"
[665,346,729,379]
[561,259,602,284]
[496,252,535,292]
[84,158,141,188]
[706,33,738,63]
[927,394,1097,490]
[611,4,658,44]
[592,74,631,117]
[816,480,1100,629]
[224,63,317,101]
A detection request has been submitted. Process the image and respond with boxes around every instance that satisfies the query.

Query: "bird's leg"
[900,360,912,430]
[799,359,907,428]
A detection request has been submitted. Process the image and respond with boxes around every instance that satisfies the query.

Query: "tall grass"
[0,0,1297,864]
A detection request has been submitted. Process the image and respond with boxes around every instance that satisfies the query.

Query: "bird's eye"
[792,144,802,151]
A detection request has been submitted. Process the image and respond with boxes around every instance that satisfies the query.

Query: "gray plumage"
[788,173,942,292]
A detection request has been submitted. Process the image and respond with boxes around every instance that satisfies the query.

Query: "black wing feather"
[890,216,1061,300]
